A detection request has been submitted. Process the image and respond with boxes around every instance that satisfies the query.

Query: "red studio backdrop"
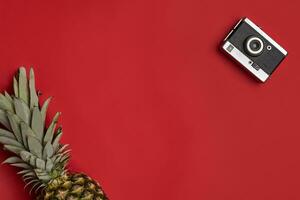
[0,1,299,200]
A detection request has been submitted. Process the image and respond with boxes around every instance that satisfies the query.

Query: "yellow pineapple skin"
[36,173,108,200]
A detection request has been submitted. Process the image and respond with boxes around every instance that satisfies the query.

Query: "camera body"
[222,18,287,82]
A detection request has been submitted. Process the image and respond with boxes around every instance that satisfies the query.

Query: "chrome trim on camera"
[234,18,243,29]
[244,18,287,55]
[223,29,233,41]
[222,41,269,82]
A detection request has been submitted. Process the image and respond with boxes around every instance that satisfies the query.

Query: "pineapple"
[0,67,108,200]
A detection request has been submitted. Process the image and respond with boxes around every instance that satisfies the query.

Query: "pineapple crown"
[0,67,70,194]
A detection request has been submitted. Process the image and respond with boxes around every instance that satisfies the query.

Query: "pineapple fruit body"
[36,173,107,200]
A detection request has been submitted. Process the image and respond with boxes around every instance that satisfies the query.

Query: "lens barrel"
[244,36,264,56]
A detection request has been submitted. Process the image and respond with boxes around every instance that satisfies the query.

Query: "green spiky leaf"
[0,136,23,148]
[6,112,22,143]
[34,169,51,181]
[11,162,31,169]
[4,145,24,154]
[2,156,23,164]
[17,169,31,175]
[0,128,15,139]
[31,107,44,141]
[20,151,33,162]
[0,94,14,112]
[24,179,39,190]
[14,98,30,124]
[27,136,42,158]
[45,158,53,172]
[36,158,45,170]
[13,77,19,98]
[29,182,43,195]
[43,141,54,159]
[44,112,60,144]
[52,128,63,151]
[33,183,45,194]
[57,144,69,154]
[41,97,52,125]
[22,171,35,178]
[29,155,36,166]
[29,68,39,109]
[59,153,70,163]
[18,67,29,104]
[4,91,13,102]
[20,122,35,139]
[0,110,10,130]
[20,122,29,149]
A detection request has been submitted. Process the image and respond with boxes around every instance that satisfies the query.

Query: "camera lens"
[250,40,261,50]
[244,36,264,56]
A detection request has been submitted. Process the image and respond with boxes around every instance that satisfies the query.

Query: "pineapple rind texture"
[0,67,108,199]
[36,173,108,200]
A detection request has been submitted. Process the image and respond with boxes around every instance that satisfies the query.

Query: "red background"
[0,1,299,199]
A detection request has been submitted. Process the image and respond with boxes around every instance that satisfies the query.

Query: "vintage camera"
[222,18,287,82]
